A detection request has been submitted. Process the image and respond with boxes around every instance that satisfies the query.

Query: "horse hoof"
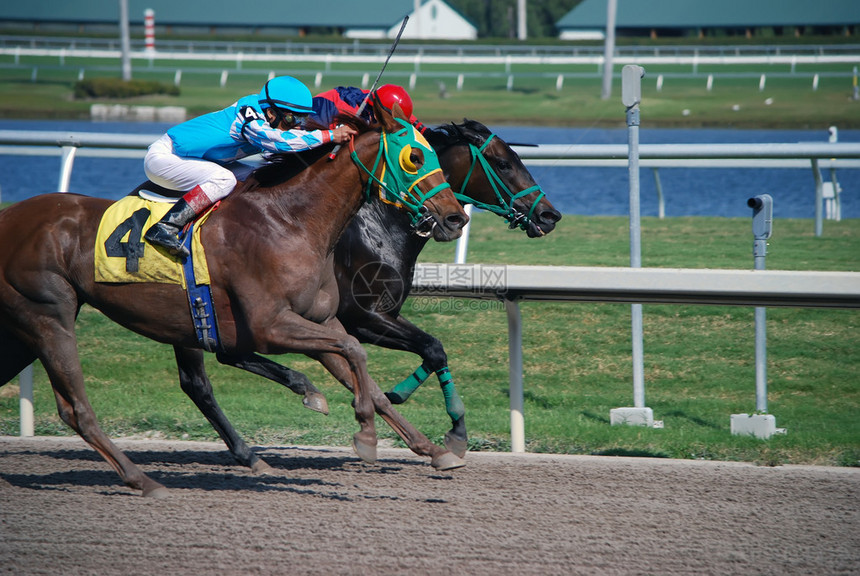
[303,392,329,415]
[384,391,407,405]
[142,484,170,499]
[352,434,377,464]
[444,431,468,459]
[251,459,276,476]
[431,451,466,471]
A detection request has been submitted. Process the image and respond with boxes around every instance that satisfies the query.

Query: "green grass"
[1,214,857,467]
[0,54,858,128]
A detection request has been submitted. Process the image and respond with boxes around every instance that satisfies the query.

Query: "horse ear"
[453,119,488,148]
[391,101,407,119]
[452,122,465,139]
[373,97,401,132]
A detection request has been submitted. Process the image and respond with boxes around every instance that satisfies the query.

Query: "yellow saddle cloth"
[94,196,212,288]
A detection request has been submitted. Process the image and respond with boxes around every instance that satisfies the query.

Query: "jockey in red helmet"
[311,84,426,133]
[373,84,414,118]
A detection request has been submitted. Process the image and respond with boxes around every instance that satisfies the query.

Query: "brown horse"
[0,102,468,497]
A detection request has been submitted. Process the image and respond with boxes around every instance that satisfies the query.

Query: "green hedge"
[73,78,179,99]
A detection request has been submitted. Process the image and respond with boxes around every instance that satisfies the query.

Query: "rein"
[348,127,451,231]
[454,134,545,231]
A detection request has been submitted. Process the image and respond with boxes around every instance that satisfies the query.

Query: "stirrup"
[146,224,189,258]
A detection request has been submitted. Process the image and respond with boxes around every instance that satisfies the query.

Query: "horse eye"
[497,160,512,171]
[411,150,423,168]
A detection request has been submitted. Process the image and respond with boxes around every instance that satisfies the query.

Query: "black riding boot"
[144,198,198,258]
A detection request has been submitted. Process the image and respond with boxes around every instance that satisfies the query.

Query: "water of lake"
[0,119,856,219]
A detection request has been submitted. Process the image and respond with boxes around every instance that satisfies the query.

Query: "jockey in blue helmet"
[143,75,357,258]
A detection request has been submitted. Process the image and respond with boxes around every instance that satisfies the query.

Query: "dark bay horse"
[170,120,561,470]
[0,103,468,497]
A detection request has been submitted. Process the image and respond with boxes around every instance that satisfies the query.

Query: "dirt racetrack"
[1,436,857,575]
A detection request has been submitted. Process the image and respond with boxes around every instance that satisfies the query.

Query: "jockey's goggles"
[267,107,309,129]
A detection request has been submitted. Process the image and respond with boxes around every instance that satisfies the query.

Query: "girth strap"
[180,223,221,353]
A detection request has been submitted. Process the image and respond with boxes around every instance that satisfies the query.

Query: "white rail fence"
[4,43,860,67]
[2,131,859,445]
[3,36,857,57]
[3,44,859,96]
[411,264,860,451]
[1,130,856,235]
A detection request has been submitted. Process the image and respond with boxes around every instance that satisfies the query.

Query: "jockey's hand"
[331,125,358,143]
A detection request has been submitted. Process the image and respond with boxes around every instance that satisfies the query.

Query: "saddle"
[95,193,221,352]
[129,181,186,203]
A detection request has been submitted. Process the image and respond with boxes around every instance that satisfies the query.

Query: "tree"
[448,0,583,39]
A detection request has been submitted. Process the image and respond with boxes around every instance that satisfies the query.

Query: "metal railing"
[3,37,860,70]
[1,130,856,234]
[410,263,860,451]
[3,35,859,60]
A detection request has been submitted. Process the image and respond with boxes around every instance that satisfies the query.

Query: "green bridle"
[453,134,545,231]
[350,118,452,231]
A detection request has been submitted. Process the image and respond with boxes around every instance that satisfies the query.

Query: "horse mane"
[250,114,372,188]
[424,119,492,151]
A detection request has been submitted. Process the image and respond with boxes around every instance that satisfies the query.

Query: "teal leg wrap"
[387,365,431,404]
[437,367,465,422]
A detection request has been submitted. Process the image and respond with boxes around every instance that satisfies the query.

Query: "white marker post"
[144,9,155,54]
[611,65,655,428]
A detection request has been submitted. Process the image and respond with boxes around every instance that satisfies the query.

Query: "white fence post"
[505,299,526,453]
[19,365,34,437]
[454,205,473,264]
[652,167,665,219]
[811,158,824,237]
[58,146,77,193]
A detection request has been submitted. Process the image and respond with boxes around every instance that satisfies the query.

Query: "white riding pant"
[144,134,238,203]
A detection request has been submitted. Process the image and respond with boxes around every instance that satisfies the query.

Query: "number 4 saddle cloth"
[94,196,212,287]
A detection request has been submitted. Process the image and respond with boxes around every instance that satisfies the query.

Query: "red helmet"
[372,84,413,118]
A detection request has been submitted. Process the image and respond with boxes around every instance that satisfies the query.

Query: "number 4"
[104,208,151,273]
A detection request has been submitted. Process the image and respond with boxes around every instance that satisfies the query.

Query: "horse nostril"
[540,209,562,225]
[446,213,469,230]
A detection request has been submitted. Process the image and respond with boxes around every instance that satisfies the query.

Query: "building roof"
[0,0,417,29]
[557,0,860,30]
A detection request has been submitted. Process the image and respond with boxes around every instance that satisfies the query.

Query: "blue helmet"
[258,76,314,114]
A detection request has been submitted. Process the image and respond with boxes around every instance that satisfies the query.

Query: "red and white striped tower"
[144,8,155,53]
